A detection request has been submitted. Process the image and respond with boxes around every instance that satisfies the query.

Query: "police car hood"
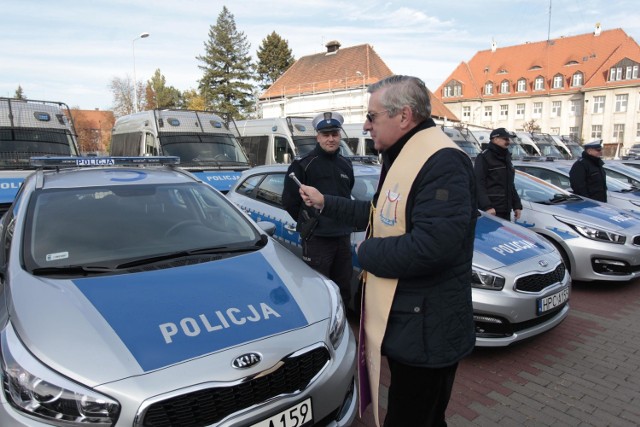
[473,213,556,270]
[523,198,640,233]
[9,242,332,386]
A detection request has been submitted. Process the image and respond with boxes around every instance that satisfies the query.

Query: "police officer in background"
[282,112,355,308]
[569,139,607,202]
[474,127,523,221]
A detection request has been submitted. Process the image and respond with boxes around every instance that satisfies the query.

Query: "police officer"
[569,139,607,202]
[474,127,523,221]
[282,112,355,307]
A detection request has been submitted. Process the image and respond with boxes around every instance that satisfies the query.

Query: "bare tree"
[109,76,146,117]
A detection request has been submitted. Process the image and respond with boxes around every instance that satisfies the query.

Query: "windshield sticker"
[73,252,308,372]
[474,216,549,264]
[45,251,69,262]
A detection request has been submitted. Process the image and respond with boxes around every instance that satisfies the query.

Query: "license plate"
[250,398,313,427]
[537,288,569,314]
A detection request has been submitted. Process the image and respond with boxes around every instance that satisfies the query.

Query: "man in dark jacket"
[569,139,607,202]
[298,76,476,427]
[282,112,355,307]
[474,127,523,221]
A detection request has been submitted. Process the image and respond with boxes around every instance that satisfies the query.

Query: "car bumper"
[564,238,640,281]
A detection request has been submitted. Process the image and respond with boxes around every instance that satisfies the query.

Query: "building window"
[636,123,640,138]
[500,105,509,117]
[591,125,602,139]
[613,124,625,141]
[516,103,525,117]
[571,72,583,87]
[552,74,564,89]
[552,101,562,117]
[462,106,470,119]
[484,106,492,119]
[551,127,560,135]
[569,127,579,138]
[500,80,510,94]
[615,94,628,113]
[517,79,526,92]
[634,65,639,79]
[570,100,581,116]
[593,96,605,114]
[533,102,543,117]
[534,76,545,90]
[485,82,493,95]
[443,80,462,98]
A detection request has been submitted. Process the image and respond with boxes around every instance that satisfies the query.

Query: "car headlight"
[0,325,120,426]
[555,216,626,244]
[471,266,505,290]
[324,279,346,349]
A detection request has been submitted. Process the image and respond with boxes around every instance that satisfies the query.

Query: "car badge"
[538,260,549,267]
[232,352,262,369]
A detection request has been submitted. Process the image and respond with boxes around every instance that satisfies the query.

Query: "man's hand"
[514,209,522,220]
[486,208,497,216]
[300,185,325,210]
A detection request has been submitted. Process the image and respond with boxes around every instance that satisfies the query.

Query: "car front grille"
[514,263,566,293]
[140,346,330,427]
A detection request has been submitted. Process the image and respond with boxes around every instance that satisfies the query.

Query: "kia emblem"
[538,260,549,267]
[232,352,262,369]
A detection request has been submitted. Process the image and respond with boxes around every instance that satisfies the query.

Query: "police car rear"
[0,157,356,427]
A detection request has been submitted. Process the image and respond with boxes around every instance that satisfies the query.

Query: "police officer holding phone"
[282,112,355,308]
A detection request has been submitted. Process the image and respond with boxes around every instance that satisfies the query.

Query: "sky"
[3,0,640,111]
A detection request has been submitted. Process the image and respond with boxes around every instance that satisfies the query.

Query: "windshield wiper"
[546,193,582,204]
[31,265,116,276]
[116,235,268,269]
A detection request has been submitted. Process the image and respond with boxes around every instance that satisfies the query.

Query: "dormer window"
[500,80,510,94]
[484,81,494,95]
[529,65,542,71]
[565,60,579,66]
[609,59,640,81]
[552,74,564,89]
[534,76,545,90]
[516,78,527,92]
[571,72,583,87]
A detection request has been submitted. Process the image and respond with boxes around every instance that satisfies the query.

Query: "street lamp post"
[132,32,150,113]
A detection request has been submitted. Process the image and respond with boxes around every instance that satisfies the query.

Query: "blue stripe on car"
[474,216,551,264]
[73,252,308,372]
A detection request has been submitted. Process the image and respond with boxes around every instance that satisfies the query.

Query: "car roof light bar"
[29,156,181,168]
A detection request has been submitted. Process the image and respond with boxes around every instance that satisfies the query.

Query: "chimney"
[491,39,497,53]
[325,40,341,54]
[594,22,602,36]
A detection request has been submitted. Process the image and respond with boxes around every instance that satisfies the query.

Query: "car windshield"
[293,136,355,157]
[24,181,259,272]
[351,173,380,201]
[515,173,575,203]
[0,129,79,169]
[553,164,635,192]
[159,133,249,167]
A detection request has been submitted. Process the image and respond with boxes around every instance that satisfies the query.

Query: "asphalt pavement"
[349,277,640,426]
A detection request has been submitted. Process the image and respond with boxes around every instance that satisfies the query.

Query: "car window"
[515,173,569,202]
[236,174,264,196]
[23,182,259,271]
[256,173,285,207]
[605,169,640,187]
[516,166,571,189]
[352,174,379,201]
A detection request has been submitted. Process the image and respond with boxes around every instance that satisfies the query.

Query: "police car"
[0,157,356,426]
[514,170,640,282]
[514,159,640,213]
[227,164,571,347]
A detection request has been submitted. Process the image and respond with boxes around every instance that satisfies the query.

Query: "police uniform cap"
[312,112,344,133]
[490,127,515,139]
[583,140,603,150]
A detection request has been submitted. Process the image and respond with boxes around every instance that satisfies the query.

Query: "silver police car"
[227,164,571,347]
[514,159,640,213]
[0,157,356,427]
[514,170,640,282]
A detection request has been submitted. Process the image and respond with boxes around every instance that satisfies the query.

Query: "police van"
[340,122,377,157]
[110,109,251,192]
[235,117,361,166]
[0,97,80,214]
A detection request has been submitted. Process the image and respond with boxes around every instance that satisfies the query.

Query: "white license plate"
[250,398,313,427]
[537,288,569,314]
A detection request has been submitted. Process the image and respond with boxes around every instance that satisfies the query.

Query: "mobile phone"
[289,173,303,188]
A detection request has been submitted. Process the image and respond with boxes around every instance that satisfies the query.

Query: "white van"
[340,123,377,156]
[235,117,358,166]
[0,97,80,213]
[110,109,251,192]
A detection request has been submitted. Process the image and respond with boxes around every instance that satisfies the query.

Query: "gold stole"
[359,127,460,426]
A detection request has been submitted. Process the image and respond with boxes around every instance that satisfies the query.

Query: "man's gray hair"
[367,75,432,122]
